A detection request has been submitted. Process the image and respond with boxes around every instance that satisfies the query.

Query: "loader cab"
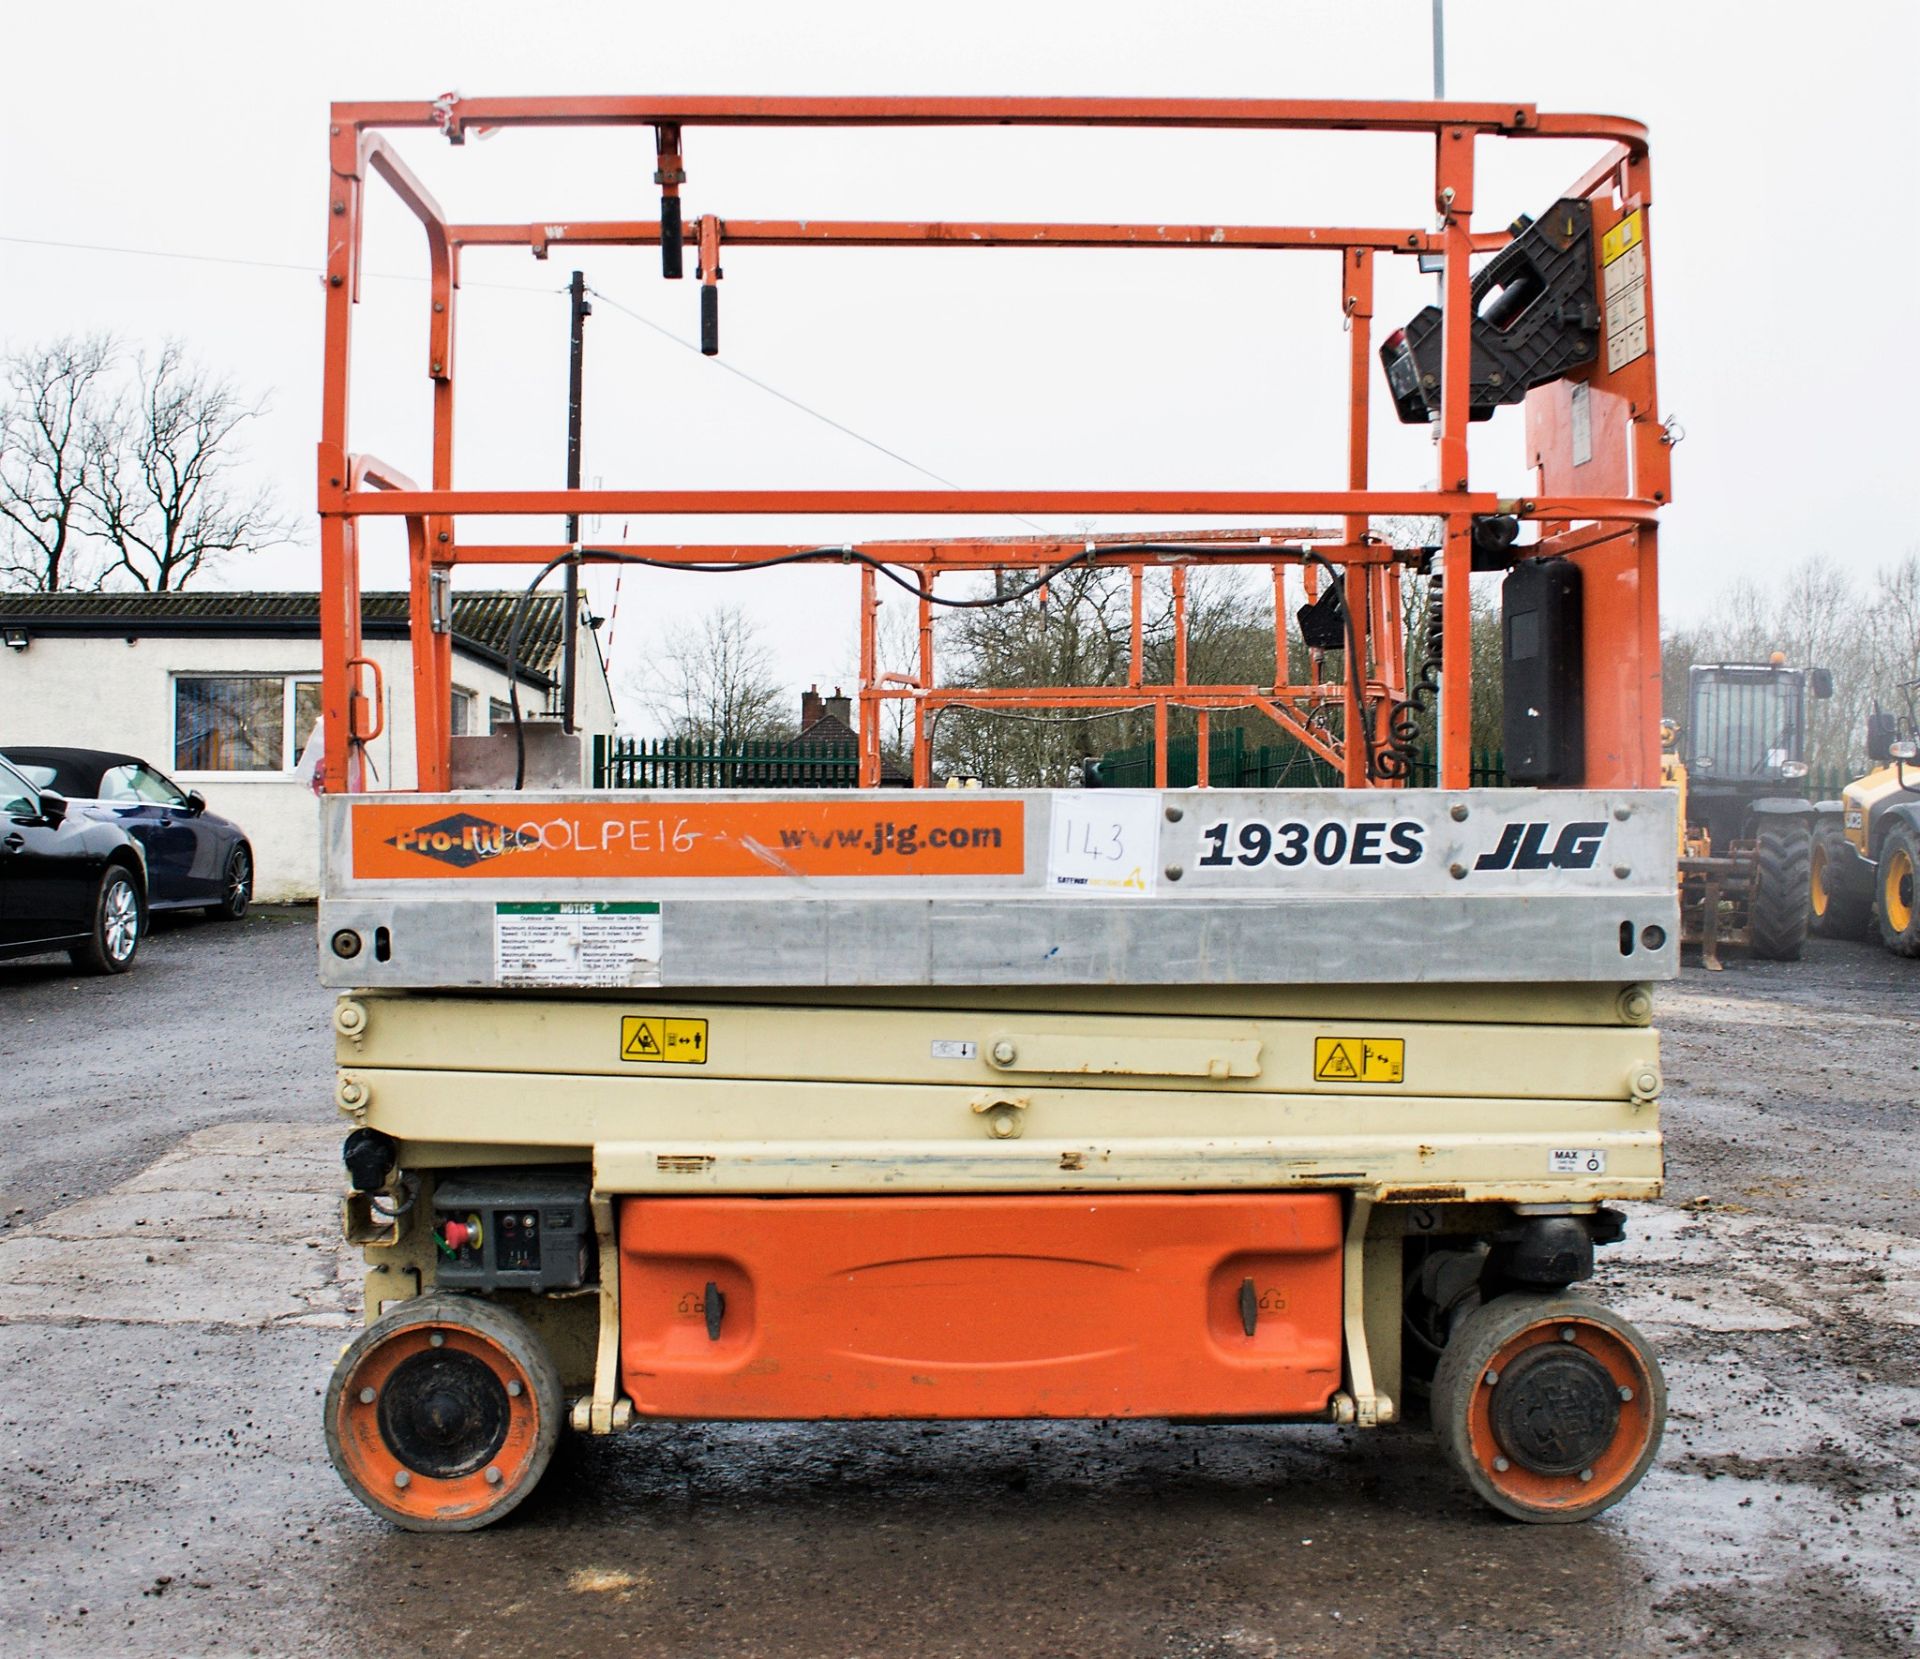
[1681,661,1827,848]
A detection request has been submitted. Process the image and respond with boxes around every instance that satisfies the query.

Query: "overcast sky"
[4,0,1915,732]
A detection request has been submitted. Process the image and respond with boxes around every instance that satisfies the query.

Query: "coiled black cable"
[1298,550,1385,782]
[1373,571,1445,782]
[501,541,1278,789]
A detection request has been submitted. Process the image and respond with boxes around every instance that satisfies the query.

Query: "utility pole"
[1432,0,1446,99]
[563,270,591,734]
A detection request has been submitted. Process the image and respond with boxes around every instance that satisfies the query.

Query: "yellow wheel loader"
[1811,680,1920,957]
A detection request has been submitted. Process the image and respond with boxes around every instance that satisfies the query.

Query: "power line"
[0,232,553,293]
[588,281,1046,535]
[585,284,969,494]
[5,230,1037,534]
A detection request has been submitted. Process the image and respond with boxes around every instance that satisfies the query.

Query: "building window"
[293,679,322,766]
[175,675,321,773]
[489,697,513,732]
[452,686,477,736]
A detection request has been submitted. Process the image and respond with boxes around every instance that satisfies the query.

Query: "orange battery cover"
[617,1193,1346,1420]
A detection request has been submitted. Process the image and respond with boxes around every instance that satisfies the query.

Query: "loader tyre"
[1810,821,1872,939]
[325,1293,562,1532]
[1877,819,1920,957]
[1748,821,1811,961]
[1432,1291,1666,1524]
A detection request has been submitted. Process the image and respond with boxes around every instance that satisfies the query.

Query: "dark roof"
[796,711,857,746]
[0,590,563,686]
[0,747,137,794]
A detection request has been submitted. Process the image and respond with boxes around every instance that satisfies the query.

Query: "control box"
[431,1169,594,1291]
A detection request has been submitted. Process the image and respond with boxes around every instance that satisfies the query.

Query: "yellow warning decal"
[1313,1037,1405,1084]
[620,1016,709,1065]
[1600,210,1643,266]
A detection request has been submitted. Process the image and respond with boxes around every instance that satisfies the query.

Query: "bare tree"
[933,564,1295,786]
[1660,549,1920,779]
[0,333,117,591]
[80,343,292,591]
[640,604,792,747]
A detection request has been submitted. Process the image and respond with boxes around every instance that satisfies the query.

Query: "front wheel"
[206,845,252,921]
[1431,1292,1666,1523]
[1810,821,1872,939]
[324,1293,563,1532]
[68,866,142,975]
[1749,822,1811,961]
[1877,820,1920,957]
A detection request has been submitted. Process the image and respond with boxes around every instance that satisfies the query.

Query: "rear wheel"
[325,1293,562,1532]
[1432,1292,1666,1523]
[1810,821,1872,939]
[205,845,251,921]
[1749,822,1811,961]
[1877,820,1920,957]
[68,866,142,975]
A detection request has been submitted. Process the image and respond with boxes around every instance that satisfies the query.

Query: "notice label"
[930,1039,978,1061]
[1601,210,1649,372]
[1570,379,1593,467]
[494,901,661,987]
[1047,792,1160,897]
[1313,1037,1405,1084]
[1549,1148,1608,1175]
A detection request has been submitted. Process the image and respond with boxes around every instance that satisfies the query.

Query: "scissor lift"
[313,94,1676,1529]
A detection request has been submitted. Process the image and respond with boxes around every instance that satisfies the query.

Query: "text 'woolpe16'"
[312,92,1676,1529]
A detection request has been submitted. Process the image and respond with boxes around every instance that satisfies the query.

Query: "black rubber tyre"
[1748,821,1811,961]
[67,865,142,975]
[325,1293,562,1532]
[205,844,252,921]
[1810,820,1873,940]
[1875,818,1920,958]
[1432,1291,1666,1524]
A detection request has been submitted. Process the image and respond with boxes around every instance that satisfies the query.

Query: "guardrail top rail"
[317,95,1666,802]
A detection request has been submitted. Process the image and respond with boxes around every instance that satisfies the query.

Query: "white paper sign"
[494,901,662,987]
[1047,791,1160,898]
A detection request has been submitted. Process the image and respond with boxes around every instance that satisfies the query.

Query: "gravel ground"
[0,912,1915,1656]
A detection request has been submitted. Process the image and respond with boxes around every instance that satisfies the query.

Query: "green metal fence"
[594,735,859,789]
[597,734,1855,796]
[1089,731,1503,789]
[1088,741,1855,795]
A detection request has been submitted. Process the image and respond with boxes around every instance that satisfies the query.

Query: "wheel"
[205,844,252,921]
[1748,821,1811,961]
[1431,1292,1666,1524]
[1810,821,1872,939]
[68,866,142,974]
[1877,819,1920,957]
[324,1293,563,1532]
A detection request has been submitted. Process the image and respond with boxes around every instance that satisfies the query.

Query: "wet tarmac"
[1,910,1915,1656]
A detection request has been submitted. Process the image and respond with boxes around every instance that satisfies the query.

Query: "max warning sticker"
[1549,1148,1607,1175]
[619,1015,709,1064]
[1313,1037,1405,1084]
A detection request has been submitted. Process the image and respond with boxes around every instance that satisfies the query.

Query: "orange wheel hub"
[325,1296,560,1531]
[1462,1313,1659,1516]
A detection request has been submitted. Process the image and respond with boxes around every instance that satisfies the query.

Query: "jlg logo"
[1473,821,1607,873]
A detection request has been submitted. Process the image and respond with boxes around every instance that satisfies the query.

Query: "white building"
[0,590,616,902]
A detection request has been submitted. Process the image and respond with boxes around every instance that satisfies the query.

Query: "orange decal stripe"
[351,799,1026,880]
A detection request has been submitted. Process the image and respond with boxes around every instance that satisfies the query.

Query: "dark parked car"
[1,748,252,921]
[0,754,148,973]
